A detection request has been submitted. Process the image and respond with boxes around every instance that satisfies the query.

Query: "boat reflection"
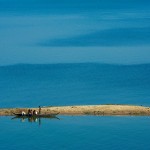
[11,115,60,126]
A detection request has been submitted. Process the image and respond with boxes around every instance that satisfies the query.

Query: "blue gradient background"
[0,0,150,65]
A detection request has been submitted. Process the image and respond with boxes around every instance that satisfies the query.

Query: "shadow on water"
[11,116,60,126]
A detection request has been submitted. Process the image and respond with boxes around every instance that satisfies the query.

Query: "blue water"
[1,116,150,150]
[0,63,150,108]
[0,63,150,149]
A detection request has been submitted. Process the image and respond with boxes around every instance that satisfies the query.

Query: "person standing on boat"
[39,106,41,114]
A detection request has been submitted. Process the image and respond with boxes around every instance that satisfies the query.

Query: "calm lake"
[0,63,150,108]
[0,116,150,150]
[0,63,150,149]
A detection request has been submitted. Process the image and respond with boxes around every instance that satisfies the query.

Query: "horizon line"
[1,62,150,67]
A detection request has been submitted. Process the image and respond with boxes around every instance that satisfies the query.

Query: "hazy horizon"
[1,62,150,68]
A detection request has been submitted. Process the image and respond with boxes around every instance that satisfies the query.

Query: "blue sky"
[0,0,150,65]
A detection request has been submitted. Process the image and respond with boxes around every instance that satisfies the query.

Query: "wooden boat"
[13,112,59,118]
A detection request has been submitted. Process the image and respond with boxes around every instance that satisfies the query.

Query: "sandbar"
[0,104,150,116]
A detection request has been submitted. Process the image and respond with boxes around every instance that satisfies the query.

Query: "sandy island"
[0,104,150,116]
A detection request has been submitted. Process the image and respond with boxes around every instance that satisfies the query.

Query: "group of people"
[21,106,41,116]
[28,109,38,115]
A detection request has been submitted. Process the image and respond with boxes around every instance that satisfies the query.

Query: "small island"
[0,104,150,116]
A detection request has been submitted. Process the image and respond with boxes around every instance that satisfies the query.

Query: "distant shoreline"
[0,105,150,116]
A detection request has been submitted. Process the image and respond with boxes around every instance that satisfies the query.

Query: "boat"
[12,113,60,122]
[13,112,59,118]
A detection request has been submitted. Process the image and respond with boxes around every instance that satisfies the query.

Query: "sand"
[0,104,150,116]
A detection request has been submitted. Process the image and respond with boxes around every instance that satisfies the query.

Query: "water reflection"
[11,116,60,126]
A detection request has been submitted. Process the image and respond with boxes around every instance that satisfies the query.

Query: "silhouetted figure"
[30,109,33,115]
[33,110,36,115]
[28,109,33,116]
[39,106,41,114]
[28,109,31,115]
